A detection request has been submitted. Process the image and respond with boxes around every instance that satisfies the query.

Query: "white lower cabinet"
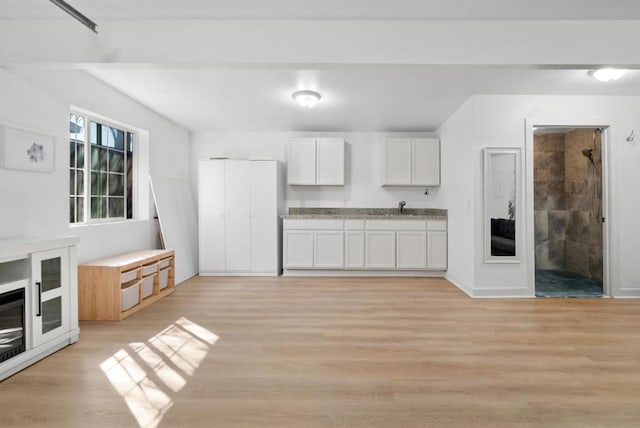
[284,231,314,268]
[365,231,396,269]
[396,231,428,269]
[0,237,79,381]
[31,248,71,348]
[314,231,344,268]
[428,230,448,270]
[344,231,365,269]
[283,218,447,273]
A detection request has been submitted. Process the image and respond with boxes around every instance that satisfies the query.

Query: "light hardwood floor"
[2,276,640,427]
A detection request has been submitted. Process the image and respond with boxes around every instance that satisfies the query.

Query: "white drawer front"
[345,219,365,230]
[284,219,344,230]
[427,220,447,231]
[366,219,427,231]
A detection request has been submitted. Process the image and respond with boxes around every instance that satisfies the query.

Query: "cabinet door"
[396,231,427,269]
[284,231,314,268]
[365,231,396,269]
[412,138,440,186]
[382,139,412,185]
[316,138,344,185]
[225,161,252,271]
[287,138,317,185]
[31,248,70,348]
[427,231,448,270]
[314,231,344,268]
[198,161,226,272]
[250,161,277,273]
[344,231,365,269]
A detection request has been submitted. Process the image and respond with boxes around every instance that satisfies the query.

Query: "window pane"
[70,114,85,141]
[91,197,107,219]
[70,141,76,168]
[90,122,98,145]
[77,197,84,222]
[69,197,75,223]
[114,129,125,150]
[77,143,85,167]
[109,198,124,218]
[109,151,124,173]
[109,174,124,196]
[91,146,107,171]
[69,169,75,195]
[102,125,116,148]
[91,172,107,196]
[76,170,84,195]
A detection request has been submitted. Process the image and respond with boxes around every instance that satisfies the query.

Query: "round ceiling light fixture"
[292,90,322,108]
[590,68,627,82]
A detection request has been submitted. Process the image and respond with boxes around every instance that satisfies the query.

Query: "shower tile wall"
[564,129,603,281]
[534,133,567,269]
[534,129,603,281]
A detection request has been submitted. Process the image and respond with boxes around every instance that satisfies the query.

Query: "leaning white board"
[149,176,198,284]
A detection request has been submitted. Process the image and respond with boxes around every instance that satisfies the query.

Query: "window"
[69,113,135,223]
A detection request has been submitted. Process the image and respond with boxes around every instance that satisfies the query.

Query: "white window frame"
[70,111,138,225]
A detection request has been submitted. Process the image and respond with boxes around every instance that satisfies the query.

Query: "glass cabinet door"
[31,248,70,348]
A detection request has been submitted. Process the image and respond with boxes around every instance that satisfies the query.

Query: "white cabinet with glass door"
[31,248,70,348]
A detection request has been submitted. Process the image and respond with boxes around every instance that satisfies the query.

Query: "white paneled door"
[224,161,252,271]
[198,160,226,272]
[250,161,278,272]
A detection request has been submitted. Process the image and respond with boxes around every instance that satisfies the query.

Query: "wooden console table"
[78,249,175,320]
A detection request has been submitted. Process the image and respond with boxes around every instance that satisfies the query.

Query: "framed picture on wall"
[0,124,55,173]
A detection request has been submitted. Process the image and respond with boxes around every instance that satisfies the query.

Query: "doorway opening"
[533,127,605,297]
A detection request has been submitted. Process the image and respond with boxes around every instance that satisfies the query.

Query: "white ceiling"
[86,67,640,132]
[5,1,640,132]
[2,0,640,20]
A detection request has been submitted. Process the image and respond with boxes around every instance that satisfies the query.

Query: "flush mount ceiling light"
[49,0,98,33]
[590,68,627,82]
[292,90,322,108]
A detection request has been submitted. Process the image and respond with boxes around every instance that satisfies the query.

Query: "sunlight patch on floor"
[101,317,218,428]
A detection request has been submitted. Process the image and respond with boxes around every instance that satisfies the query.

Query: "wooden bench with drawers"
[78,249,175,320]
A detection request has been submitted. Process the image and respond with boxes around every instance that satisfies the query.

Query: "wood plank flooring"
[2,276,640,427]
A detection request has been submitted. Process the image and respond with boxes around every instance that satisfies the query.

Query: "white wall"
[190,131,445,211]
[0,68,193,274]
[438,94,640,298]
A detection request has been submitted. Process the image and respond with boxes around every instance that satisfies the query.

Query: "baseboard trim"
[444,274,474,297]
[199,272,279,277]
[473,287,534,298]
[283,269,446,277]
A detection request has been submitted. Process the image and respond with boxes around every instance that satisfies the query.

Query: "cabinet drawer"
[345,219,365,230]
[284,219,344,230]
[158,257,172,269]
[366,219,426,231]
[120,268,139,284]
[121,281,140,312]
[141,262,158,276]
[427,220,447,231]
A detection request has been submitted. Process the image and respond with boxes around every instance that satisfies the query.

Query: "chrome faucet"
[398,200,406,214]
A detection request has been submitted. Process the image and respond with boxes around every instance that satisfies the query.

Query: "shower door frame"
[525,118,611,297]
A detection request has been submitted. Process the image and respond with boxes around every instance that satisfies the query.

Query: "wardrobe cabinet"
[381,138,440,186]
[287,138,344,185]
[198,159,282,275]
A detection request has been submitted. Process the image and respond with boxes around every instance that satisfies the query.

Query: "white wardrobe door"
[198,161,226,272]
[250,161,277,272]
[225,161,252,271]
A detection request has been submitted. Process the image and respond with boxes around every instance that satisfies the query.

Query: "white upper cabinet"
[287,138,317,185]
[287,138,344,185]
[381,137,440,186]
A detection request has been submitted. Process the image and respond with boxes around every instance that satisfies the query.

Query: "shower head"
[582,148,594,163]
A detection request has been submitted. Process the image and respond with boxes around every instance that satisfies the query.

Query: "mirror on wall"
[484,148,521,263]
